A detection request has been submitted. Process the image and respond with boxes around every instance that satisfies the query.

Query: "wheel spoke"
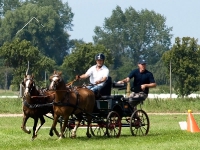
[106,111,121,138]
[130,109,149,136]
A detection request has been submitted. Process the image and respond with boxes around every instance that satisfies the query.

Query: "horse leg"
[71,114,83,138]
[59,116,69,139]
[21,114,31,134]
[86,116,92,138]
[49,114,60,137]
[35,116,45,136]
[32,117,39,140]
[71,119,80,138]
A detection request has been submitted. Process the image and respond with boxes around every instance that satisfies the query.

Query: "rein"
[23,99,53,108]
[66,78,77,87]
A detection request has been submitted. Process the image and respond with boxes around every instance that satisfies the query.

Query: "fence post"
[19,84,24,98]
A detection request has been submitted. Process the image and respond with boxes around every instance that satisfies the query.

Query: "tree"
[0,0,22,17]
[162,37,200,97]
[0,1,74,65]
[61,43,113,83]
[0,59,13,89]
[24,0,74,31]
[93,6,172,82]
[0,38,56,88]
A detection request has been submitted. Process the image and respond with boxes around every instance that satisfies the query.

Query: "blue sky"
[63,0,200,44]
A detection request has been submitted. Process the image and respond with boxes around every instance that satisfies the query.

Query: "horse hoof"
[32,135,37,141]
[27,130,31,134]
[22,128,31,134]
[49,132,53,137]
[71,135,76,138]
[86,133,91,138]
[58,136,65,139]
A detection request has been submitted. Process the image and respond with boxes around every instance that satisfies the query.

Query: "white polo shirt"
[85,65,109,86]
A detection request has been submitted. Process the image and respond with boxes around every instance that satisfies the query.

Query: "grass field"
[0,89,19,96]
[1,115,200,150]
[1,91,200,149]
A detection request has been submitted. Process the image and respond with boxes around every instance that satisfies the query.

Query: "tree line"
[0,0,199,97]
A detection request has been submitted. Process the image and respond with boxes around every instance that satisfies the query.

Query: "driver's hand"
[141,84,146,90]
[117,81,124,84]
[95,81,101,84]
[75,75,80,80]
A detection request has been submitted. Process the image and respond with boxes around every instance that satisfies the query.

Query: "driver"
[76,53,109,95]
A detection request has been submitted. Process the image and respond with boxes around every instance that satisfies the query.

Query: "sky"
[63,0,200,44]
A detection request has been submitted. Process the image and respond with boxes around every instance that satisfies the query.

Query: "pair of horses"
[21,71,95,140]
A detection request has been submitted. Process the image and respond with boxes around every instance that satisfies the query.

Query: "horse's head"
[49,71,64,90]
[22,74,36,97]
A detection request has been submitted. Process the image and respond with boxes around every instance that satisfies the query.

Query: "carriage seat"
[99,95,124,100]
[98,76,112,96]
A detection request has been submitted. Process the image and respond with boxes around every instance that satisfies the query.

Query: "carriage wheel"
[90,118,107,137]
[106,111,121,138]
[130,109,150,136]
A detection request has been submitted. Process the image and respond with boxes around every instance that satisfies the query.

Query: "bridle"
[49,74,63,90]
[23,76,35,96]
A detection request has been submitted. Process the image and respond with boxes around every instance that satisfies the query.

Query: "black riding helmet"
[95,53,105,61]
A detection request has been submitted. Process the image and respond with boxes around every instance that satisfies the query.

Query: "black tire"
[90,119,107,137]
[130,109,150,136]
[106,111,121,138]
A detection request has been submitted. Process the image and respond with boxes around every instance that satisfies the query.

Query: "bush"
[9,84,19,91]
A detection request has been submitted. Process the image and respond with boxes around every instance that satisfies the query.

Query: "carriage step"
[121,124,130,127]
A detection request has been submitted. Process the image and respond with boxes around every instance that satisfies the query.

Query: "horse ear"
[32,74,34,78]
[54,70,56,74]
[59,71,62,75]
[21,81,25,87]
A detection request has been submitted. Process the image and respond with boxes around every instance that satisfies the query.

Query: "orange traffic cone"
[187,110,200,133]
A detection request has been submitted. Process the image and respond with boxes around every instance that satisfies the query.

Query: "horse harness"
[23,76,55,109]
[23,98,53,109]
[53,87,84,114]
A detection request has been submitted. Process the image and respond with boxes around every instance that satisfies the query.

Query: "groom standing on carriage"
[117,59,156,108]
[76,53,109,96]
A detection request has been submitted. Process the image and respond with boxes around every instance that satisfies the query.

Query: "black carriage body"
[96,95,133,118]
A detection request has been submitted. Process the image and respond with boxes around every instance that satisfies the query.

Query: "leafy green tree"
[0,1,74,65]
[162,37,200,97]
[24,0,74,31]
[0,0,22,17]
[61,43,113,83]
[0,38,56,88]
[0,59,13,89]
[93,6,172,82]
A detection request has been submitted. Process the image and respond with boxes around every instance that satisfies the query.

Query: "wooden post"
[126,82,130,97]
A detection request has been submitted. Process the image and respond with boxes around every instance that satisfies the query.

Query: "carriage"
[21,72,149,140]
[64,76,150,138]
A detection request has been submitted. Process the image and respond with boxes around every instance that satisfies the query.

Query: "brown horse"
[21,74,55,140]
[49,71,95,139]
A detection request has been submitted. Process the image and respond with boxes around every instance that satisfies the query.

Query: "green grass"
[1,115,200,150]
[0,89,19,96]
[143,98,200,113]
[1,95,200,149]
[0,98,22,113]
[1,97,200,114]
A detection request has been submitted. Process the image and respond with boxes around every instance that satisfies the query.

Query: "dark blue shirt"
[128,69,155,94]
